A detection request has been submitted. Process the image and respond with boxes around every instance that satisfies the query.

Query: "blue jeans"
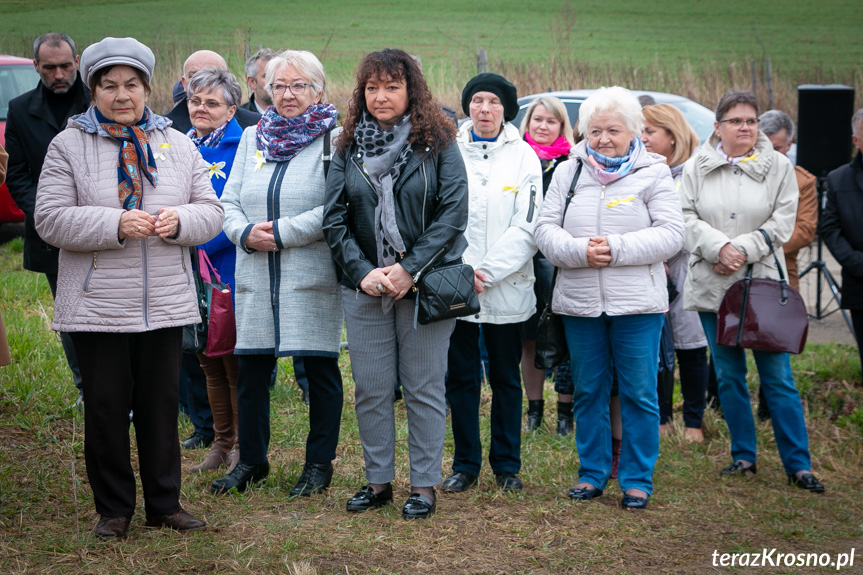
[562,313,663,495]
[699,313,811,474]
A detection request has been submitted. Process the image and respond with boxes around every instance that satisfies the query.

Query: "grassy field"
[1,0,862,115]
[1,234,863,574]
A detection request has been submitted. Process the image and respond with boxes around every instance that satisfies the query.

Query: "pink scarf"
[525,133,572,161]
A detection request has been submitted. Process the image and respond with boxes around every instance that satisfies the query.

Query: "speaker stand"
[798,178,857,342]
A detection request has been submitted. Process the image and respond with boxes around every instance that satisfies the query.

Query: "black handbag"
[535,160,582,370]
[716,229,809,354]
[182,247,208,354]
[414,259,481,327]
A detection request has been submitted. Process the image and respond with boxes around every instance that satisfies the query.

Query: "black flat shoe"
[346,484,393,512]
[211,461,269,494]
[720,461,756,477]
[289,461,333,497]
[568,486,603,500]
[440,471,477,493]
[402,493,436,519]
[181,431,213,450]
[495,472,523,492]
[620,494,649,509]
[788,472,825,493]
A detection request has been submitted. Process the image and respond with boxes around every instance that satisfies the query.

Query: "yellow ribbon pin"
[739,152,759,163]
[605,196,635,208]
[503,186,518,193]
[208,161,227,180]
[153,143,171,161]
[254,150,266,171]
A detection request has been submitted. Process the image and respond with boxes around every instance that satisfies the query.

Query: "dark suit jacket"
[240,94,267,114]
[166,97,261,134]
[5,75,90,273]
[823,151,863,308]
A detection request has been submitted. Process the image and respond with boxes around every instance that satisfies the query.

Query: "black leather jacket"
[323,139,468,291]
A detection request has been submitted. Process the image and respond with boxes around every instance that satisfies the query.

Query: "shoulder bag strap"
[548,159,584,300]
[322,126,333,178]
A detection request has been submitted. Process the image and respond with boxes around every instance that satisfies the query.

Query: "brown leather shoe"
[145,509,206,531]
[93,516,131,539]
[189,444,228,473]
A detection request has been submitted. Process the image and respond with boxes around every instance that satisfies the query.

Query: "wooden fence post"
[477,48,488,74]
[765,58,774,109]
[750,59,757,96]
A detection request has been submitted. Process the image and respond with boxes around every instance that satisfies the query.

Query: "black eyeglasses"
[719,118,758,127]
[271,82,313,95]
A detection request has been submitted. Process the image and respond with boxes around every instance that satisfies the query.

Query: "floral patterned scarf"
[96,108,158,210]
[255,103,338,162]
[187,121,230,149]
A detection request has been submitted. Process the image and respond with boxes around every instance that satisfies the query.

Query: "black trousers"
[71,327,183,518]
[237,354,343,465]
[446,321,523,476]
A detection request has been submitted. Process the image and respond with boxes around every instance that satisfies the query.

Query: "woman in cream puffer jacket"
[534,86,684,510]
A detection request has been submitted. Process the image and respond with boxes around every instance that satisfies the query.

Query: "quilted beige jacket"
[34,107,224,332]
[679,131,798,313]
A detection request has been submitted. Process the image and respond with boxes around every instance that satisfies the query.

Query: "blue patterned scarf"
[95,108,157,210]
[585,137,642,185]
[255,103,338,162]
[187,121,230,149]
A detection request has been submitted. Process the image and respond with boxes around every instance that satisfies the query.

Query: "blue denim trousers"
[562,313,663,495]
[699,312,811,474]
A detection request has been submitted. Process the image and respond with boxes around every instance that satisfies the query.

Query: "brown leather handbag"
[716,229,809,354]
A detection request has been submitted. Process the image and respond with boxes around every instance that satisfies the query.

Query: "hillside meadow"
[1,0,862,115]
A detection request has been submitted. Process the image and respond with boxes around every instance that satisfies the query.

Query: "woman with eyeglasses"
[679,90,824,492]
[213,50,344,498]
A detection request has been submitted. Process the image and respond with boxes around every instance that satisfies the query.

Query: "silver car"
[512,89,716,143]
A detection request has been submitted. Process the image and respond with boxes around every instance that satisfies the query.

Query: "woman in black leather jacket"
[322,49,468,520]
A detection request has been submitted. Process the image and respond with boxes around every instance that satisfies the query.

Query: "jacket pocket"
[82,252,98,293]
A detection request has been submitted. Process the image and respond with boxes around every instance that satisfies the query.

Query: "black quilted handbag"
[414,261,480,326]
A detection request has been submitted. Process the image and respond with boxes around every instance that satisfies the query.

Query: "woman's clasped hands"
[587,236,611,268]
[360,264,414,299]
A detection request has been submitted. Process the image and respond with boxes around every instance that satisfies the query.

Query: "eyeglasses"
[272,82,313,95]
[189,98,227,110]
[719,118,758,127]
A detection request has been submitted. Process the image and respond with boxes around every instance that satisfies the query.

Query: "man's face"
[853,123,863,157]
[767,128,793,157]
[34,42,78,94]
[248,58,273,106]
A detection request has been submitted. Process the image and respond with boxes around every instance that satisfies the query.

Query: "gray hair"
[244,48,277,79]
[33,33,76,61]
[187,67,243,108]
[265,50,327,100]
[577,86,643,138]
[759,110,795,142]
[853,108,863,136]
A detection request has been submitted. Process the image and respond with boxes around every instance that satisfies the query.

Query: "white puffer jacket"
[456,121,542,324]
[534,141,684,317]
[35,107,224,332]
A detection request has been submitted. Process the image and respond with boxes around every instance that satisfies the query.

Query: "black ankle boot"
[525,399,544,432]
[557,401,574,436]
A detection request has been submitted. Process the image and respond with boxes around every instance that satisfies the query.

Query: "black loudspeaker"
[797,84,855,177]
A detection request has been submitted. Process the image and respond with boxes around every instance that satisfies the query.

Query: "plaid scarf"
[255,103,338,162]
[96,108,158,210]
[187,120,230,149]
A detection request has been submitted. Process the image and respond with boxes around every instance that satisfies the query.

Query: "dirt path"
[796,242,857,345]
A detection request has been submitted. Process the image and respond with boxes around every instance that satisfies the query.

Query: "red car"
[0,54,40,223]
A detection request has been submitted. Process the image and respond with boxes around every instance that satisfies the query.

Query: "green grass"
[1,0,862,115]
[1,236,863,573]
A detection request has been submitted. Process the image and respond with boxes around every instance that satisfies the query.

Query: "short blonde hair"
[265,50,327,101]
[642,104,699,167]
[519,96,575,147]
[577,86,642,138]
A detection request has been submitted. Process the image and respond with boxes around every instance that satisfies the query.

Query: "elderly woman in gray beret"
[34,37,223,538]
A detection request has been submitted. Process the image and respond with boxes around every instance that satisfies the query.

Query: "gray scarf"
[355,112,413,309]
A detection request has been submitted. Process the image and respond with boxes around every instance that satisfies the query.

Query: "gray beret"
[80,37,155,85]
[461,73,519,122]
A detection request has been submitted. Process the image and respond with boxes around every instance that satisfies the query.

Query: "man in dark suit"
[6,33,89,396]
[822,107,863,378]
[165,49,260,133]
[241,48,276,114]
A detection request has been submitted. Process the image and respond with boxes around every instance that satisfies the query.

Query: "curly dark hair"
[336,48,456,152]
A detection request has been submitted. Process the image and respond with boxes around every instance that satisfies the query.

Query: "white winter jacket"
[456,121,542,324]
[534,142,684,317]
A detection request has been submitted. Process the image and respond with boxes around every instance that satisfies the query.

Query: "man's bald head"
[181,50,227,88]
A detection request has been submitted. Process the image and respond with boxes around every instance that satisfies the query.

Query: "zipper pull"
[92,251,98,269]
[601,185,606,200]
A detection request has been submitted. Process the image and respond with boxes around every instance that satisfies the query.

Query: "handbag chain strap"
[548,159,583,300]
[756,228,789,303]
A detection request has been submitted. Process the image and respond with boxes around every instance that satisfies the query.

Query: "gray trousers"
[342,286,454,487]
